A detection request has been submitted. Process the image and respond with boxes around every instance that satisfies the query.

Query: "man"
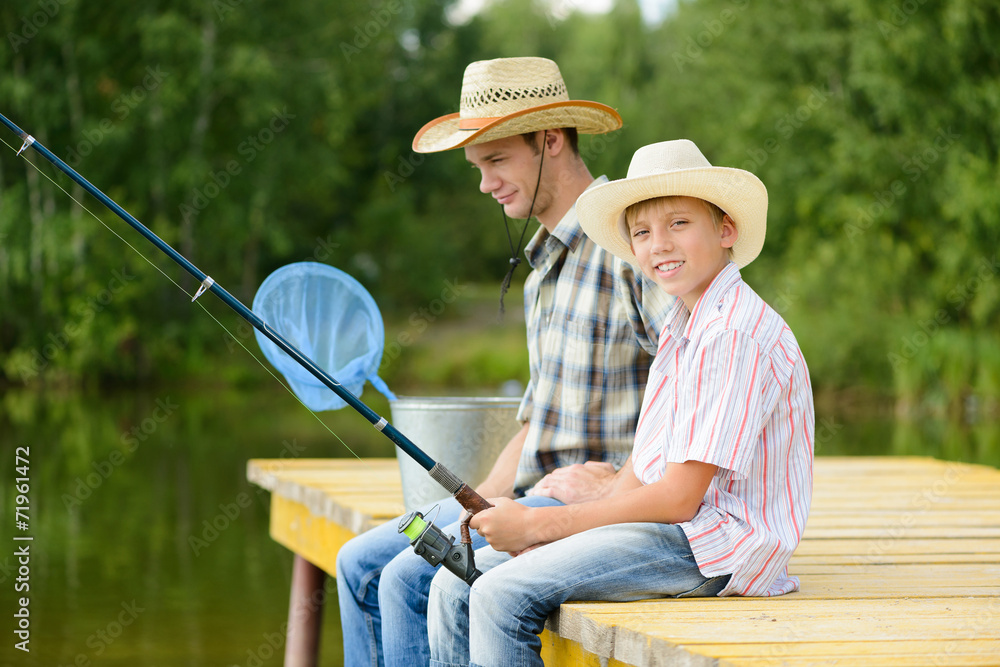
[336,57,672,666]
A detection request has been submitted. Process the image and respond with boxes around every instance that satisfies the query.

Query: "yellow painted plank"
[268,494,357,576]
[805,512,1000,527]
[792,537,1000,555]
[247,457,401,491]
[695,639,1000,659]
[538,630,633,667]
[796,571,998,588]
[790,553,1000,566]
[789,564,1000,594]
[790,562,1000,576]
[561,595,998,616]
[811,477,1000,486]
[807,503,1000,517]
[556,597,1000,646]
[718,655,1000,667]
[250,457,399,471]
[791,580,1000,599]
[803,525,1000,540]
[579,616,1000,667]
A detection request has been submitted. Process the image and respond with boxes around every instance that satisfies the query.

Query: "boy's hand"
[470,498,546,555]
[525,461,617,504]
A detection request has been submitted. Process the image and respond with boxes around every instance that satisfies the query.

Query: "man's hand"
[525,461,617,504]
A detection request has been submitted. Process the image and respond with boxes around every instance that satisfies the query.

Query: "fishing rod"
[1,112,486,585]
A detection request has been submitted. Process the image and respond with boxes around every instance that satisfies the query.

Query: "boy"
[336,58,673,666]
[426,139,815,666]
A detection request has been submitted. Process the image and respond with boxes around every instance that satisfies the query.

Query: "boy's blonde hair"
[624,196,734,260]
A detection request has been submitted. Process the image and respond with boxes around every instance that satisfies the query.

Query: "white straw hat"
[577,140,768,268]
[412,57,622,154]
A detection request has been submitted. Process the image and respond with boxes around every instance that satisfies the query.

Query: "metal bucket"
[389,396,522,510]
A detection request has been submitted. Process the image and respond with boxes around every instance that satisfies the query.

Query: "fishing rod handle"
[428,463,492,513]
[455,484,493,514]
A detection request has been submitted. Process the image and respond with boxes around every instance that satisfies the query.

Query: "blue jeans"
[336,495,564,667]
[427,522,731,667]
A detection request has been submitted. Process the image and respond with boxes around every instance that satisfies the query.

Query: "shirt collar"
[685,261,742,339]
[660,261,742,345]
[525,175,609,268]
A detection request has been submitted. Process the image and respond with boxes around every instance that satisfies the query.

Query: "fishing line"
[1,112,498,554]
[0,132,361,459]
[3,112,494,586]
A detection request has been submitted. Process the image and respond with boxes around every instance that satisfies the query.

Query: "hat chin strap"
[498,131,547,319]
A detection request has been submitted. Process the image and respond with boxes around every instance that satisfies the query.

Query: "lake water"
[1,386,397,667]
[1,385,997,666]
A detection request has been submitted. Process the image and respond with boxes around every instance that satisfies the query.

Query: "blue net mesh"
[252,262,395,411]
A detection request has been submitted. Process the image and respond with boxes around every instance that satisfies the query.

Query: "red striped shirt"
[632,263,814,596]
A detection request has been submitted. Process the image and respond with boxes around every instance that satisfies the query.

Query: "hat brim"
[577,167,768,269]
[412,100,622,153]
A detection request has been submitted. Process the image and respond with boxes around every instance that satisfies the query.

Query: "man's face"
[464,134,553,220]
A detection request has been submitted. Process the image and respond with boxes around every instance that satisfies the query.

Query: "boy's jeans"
[427,522,731,667]
[335,495,564,667]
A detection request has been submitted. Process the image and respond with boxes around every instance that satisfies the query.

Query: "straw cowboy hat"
[412,57,622,154]
[577,139,768,269]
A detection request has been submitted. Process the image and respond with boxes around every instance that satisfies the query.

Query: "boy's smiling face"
[628,196,738,312]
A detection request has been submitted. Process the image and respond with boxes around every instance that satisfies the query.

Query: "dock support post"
[284,554,326,667]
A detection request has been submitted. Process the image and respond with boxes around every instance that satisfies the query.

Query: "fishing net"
[252,261,395,411]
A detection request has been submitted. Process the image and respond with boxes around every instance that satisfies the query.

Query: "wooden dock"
[247,456,1000,666]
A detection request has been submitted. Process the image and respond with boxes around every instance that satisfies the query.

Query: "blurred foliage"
[1,0,998,420]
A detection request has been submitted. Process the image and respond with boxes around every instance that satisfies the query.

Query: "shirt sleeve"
[613,257,675,357]
[516,379,534,424]
[666,329,774,477]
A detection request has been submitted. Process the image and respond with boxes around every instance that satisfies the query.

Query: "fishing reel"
[398,510,483,586]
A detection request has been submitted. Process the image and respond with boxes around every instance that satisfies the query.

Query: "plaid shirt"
[514,176,675,493]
